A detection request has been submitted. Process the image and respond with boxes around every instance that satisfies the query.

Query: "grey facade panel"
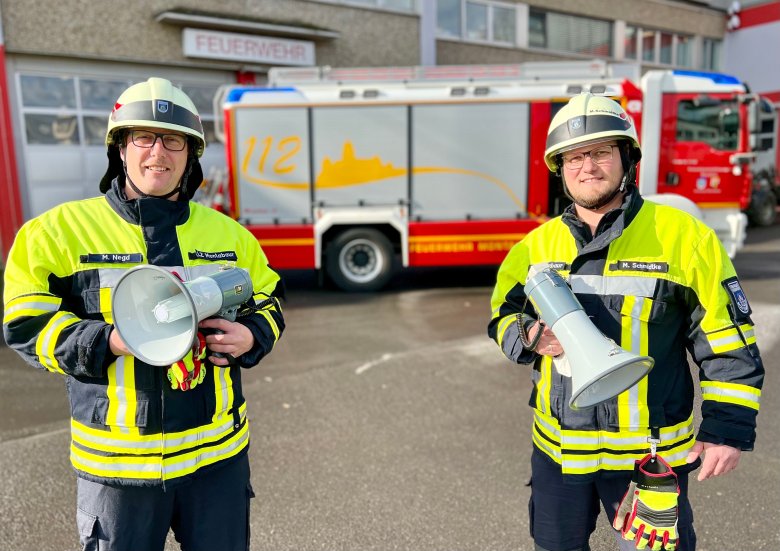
[436,40,577,66]
[1,0,420,68]
[523,0,725,37]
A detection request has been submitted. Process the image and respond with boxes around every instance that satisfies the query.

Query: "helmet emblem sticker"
[156,100,170,114]
[568,116,584,137]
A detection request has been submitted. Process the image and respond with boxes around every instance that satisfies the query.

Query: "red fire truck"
[744,95,779,226]
[211,60,759,291]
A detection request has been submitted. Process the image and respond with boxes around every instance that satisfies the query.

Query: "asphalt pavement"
[0,224,778,551]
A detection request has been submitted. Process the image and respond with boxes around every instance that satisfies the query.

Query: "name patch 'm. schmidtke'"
[609,260,669,273]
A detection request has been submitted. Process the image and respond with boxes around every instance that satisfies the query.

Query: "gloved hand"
[167,332,207,391]
[613,453,680,551]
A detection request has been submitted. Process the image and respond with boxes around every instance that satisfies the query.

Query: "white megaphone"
[112,265,253,366]
[524,268,654,409]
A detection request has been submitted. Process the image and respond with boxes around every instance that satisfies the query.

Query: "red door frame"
[0,33,23,264]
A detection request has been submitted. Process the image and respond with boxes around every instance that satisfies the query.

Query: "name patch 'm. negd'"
[80,253,144,264]
[609,260,669,273]
[188,250,238,262]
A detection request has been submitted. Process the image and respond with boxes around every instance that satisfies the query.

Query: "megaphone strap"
[517,312,544,351]
[648,426,661,459]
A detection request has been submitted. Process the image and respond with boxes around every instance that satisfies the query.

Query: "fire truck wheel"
[325,229,395,292]
[748,188,778,227]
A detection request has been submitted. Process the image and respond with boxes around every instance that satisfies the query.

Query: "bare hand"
[109,328,131,356]
[199,318,255,366]
[529,321,563,356]
[686,440,741,481]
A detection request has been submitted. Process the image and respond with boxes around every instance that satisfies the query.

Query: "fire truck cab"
[213,61,756,291]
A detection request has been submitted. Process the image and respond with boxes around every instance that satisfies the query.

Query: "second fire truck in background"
[211,60,765,291]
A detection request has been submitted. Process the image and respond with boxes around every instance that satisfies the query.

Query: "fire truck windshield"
[676,99,740,151]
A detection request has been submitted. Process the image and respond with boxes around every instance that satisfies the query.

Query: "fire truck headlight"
[732,166,743,177]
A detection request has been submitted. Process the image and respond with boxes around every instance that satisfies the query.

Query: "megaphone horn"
[524,268,654,409]
[112,265,253,366]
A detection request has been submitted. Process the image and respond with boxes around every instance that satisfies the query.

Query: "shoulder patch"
[722,276,751,318]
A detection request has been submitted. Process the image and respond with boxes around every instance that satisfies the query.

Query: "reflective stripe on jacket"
[488,189,763,478]
[3,180,285,487]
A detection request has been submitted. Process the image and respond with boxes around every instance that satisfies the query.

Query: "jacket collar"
[105,177,190,227]
[561,186,644,253]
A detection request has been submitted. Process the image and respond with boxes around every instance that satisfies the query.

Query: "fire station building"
[0,0,763,256]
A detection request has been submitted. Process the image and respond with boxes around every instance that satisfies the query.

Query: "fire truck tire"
[325,229,395,292]
[748,188,778,227]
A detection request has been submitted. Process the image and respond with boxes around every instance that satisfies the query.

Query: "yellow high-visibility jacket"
[488,188,763,478]
[3,179,284,487]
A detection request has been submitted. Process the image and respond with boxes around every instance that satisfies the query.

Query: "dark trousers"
[529,448,696,551]
[76,453,254,551]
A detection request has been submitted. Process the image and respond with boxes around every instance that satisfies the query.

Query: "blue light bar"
[226,87,298,102]
[672,70,741,85]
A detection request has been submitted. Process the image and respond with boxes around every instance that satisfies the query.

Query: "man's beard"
[571,183,623,210]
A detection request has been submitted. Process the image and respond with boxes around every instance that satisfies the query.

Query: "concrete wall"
[0,0,420,68]
[0,1,725,71]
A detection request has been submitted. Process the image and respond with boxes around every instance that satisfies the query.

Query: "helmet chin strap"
[123,166,181,199]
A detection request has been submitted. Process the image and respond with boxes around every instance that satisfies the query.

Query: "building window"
[436,0,516,45]
[493,5,516,44]
[529,9,612,56]
[20,75,83,145]
[437,0,461,37]
[625,26,693,67]
[20,75,77,109]
[702,38,722,71]
[624,25,638,59]
[641,29,655,62]
[466,1,488,40]
[659,32,673,64]
[19,74,222,147]
[676,35,692,67]
[80,79,131,111]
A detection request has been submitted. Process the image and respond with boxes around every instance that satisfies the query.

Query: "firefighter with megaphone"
[3,77,285,551]
[488,93,763,551]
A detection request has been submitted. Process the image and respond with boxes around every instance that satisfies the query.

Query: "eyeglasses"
[561,144,617,170]
[130,130,188,152]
